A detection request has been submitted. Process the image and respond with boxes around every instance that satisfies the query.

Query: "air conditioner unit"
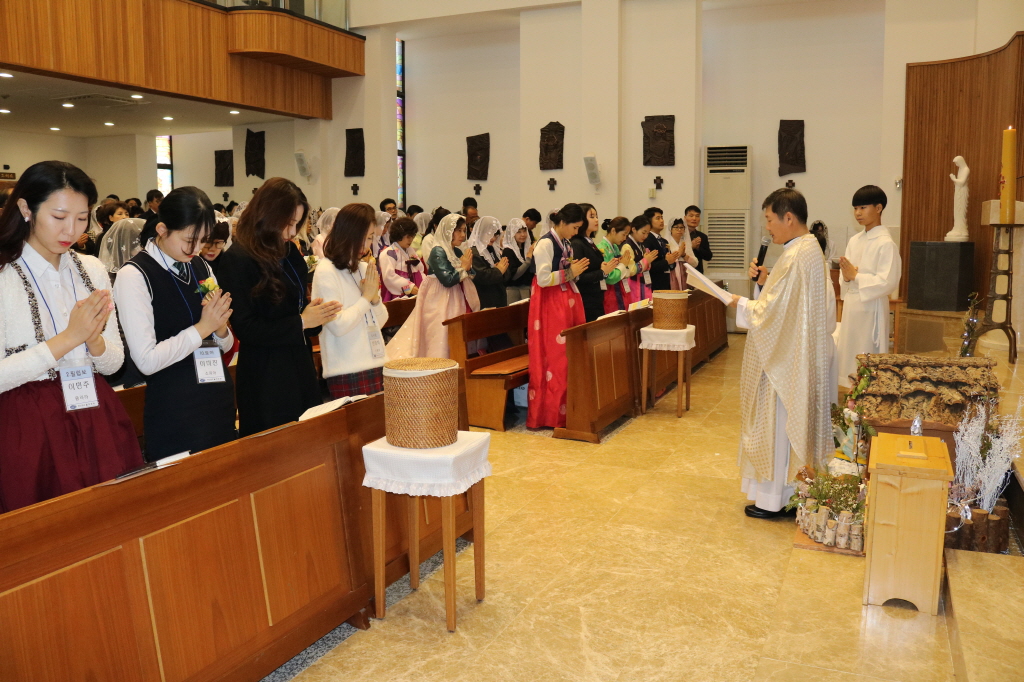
[703,145,753,332]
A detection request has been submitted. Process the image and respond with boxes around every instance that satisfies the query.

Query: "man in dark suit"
[684,205,713,273]
[140,189,164,222]
[642,206,679,291]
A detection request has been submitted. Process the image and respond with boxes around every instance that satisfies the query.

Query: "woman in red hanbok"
[526,203,589,429]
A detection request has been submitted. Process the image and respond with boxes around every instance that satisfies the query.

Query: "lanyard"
[21,256,80,338]
[154,245,199,325]
[282,257,305,311]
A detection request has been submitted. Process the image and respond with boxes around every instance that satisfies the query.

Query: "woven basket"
[652,290,690,330]
[383,357,459,448]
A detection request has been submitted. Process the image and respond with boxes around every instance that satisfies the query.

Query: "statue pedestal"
[907,241,974,311]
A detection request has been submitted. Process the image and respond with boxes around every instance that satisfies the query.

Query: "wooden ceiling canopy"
[900,32,1024,299]
[0,0,365,120]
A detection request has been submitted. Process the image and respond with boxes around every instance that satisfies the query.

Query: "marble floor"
[290,332,1021,682]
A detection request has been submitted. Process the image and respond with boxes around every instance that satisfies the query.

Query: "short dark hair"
[523,208,542,223]
[671,218,686,228]
[810,220,829,254]
[852,185,887,209]
[684,205,701,215]
[106,193,120,201]
[226,200,239,213]
[324,203,377,271]
[156,186,217,252]
[643,207,663,221]
[427,207,450,236]
[462,197,478,210]
[0,160,98,267]
[129,205,145,218]
[630,214,651,231]
[146,189,164,203]
[552,203,584,226]
[97,201,129,229]
[127,197,142,208]
[389,216,418,243]
[762,188,808,225]
[212,203,225,212]
[379,198,396,211]
[206,221,231,243]
[406,204,423,216]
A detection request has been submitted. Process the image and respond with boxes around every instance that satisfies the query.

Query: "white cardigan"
[0,250,124,394]
[311,259,389,378]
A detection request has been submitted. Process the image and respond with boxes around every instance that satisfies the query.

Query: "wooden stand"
[863,433,953,616]
[640,347,690,417]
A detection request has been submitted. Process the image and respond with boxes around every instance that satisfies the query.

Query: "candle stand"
[975,200,1024,363]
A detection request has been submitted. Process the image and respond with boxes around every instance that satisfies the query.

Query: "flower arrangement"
[305,255,319,273]
[197,278,220,299]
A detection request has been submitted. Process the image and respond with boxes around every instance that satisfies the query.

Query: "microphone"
[751,236,771,281]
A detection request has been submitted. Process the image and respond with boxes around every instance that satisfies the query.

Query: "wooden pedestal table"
[362,431,491,631]
[638,324,694,417]
[863,433,953,616]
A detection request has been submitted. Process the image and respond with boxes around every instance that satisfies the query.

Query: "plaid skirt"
[326,367,384,399]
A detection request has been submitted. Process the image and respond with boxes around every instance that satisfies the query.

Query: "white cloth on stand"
[362,431,492,497]
[638,324,695,352]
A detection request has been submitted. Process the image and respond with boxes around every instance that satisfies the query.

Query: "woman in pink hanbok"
[379,217,424,302]
[385,214,479,360]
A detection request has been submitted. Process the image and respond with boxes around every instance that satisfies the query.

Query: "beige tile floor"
[294,333,1021,682]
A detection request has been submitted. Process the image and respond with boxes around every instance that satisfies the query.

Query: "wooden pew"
[554,312,639,443]
[384,296,417,331]
[0,387,475,682]
[445,304,531,431]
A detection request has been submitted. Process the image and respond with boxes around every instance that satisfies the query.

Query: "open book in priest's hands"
[683,264,734,305]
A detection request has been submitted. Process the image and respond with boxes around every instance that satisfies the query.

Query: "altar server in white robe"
[729,189,836,518]
[836,185,901,387]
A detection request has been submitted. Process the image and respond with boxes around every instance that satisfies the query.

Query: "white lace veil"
[465,216,502,265]
[414,212,430,236]
[232,201,248,218]
[98,218,145,272]
[502,217,531,256]
[317,207,341,238]
[435,213,466,271]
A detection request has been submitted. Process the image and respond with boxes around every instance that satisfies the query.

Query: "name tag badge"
[367,323,386,360]
[643,271,652,286]
[61,365,99,412]
[622,278,631,293]
[194,342,226,384]
[600,278,608,291]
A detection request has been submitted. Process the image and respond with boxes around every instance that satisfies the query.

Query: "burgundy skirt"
[0,378,143,513]
[326,367,384,400]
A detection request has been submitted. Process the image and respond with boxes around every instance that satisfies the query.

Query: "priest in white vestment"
[836,186,901,387]
[729,189,837,518]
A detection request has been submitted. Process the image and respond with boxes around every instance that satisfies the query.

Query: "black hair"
[225,200,239,214]
[0,187,11,209]
[106,193,120,201]
[576,203,597,238]
[212,203,225,213]
[0,160,98,268]
[147,186,216,252]
[671,218,687,229]
[852,185,887,210]
[426,206,450,236]
[630,214,651,231]
[762,188,808,225]
[206,221,231,243]
[129,205,145,218]
[552,203,584,226]
[523,208,542,223]
[379,198,396,211]
[127,197,142,207]
[145,189,164,203]
[810,220,829,255]
[684,205,701,215]
[389,217,419,243]
[643,206,663,221]
[462,197,478,211]
[407,204,423,216]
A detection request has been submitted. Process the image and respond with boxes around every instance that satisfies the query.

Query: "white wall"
[0,130,86,182]
[404,29,520,220]
[171,130,234,202]
[703,0,885,262]
[231,120,298,199]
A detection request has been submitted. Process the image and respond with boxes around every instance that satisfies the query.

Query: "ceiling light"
[163,116,173,121]
[0,109,10,114]
[50,127,60,131]
[229,110,240,115]
[131,94,144,99]
[62,103,74,108]
[0,73,13,78]
[104,122,114,126]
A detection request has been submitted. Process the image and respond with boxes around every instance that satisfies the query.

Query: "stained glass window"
[396,39,405,209]
[156,135,173,194]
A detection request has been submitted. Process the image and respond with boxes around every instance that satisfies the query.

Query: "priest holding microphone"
[727,189,837,519]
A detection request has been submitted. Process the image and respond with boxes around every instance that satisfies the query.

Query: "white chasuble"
[735,234,836,489]
[836,225,901,386]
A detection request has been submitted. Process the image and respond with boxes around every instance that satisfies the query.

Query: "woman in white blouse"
[312,203,389,398]
[0,160,143,512]
[113,187,236,460]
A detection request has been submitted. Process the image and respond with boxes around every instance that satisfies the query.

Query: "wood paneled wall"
[228,10,365,78]
[900,32,1024,299]
[0,0,365,120]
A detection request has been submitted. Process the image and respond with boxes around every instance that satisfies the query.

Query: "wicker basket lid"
[383,357,458,378]
[653,290,690,299]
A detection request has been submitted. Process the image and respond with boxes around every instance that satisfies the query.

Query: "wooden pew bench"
[445,303,531,431]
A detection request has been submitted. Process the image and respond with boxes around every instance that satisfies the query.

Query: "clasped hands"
[838,256,858,282]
